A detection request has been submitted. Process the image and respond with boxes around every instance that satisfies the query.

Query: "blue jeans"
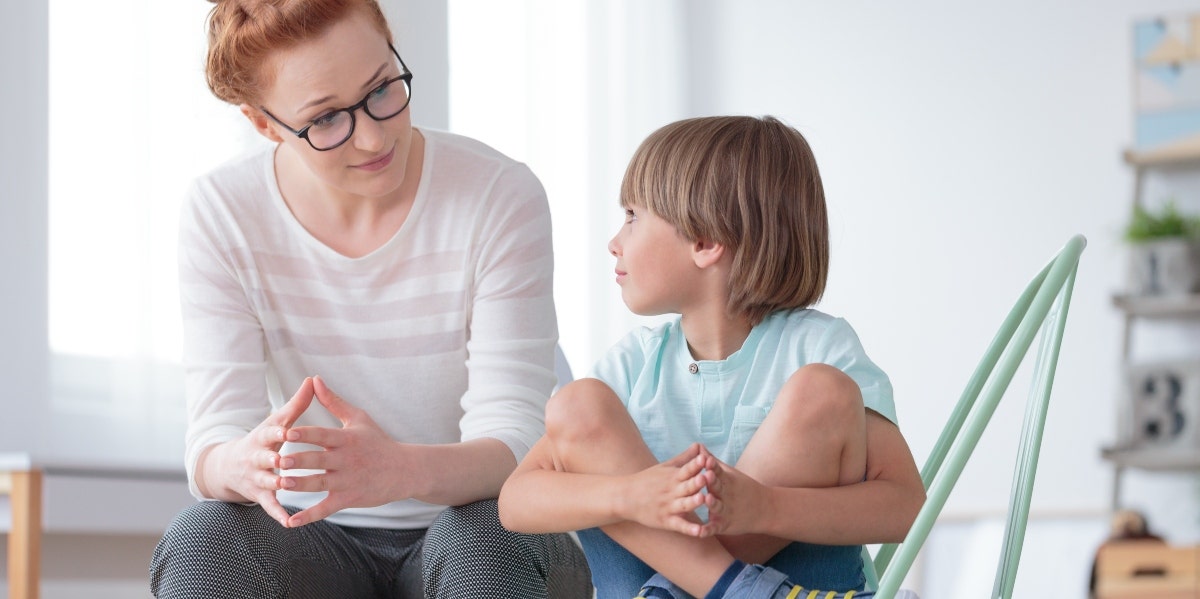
[576,527,865,599]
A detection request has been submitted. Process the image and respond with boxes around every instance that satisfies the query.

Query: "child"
[499,116,924,598]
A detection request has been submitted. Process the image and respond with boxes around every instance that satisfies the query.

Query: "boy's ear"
[240,104,286,144]
[692,239,726,269]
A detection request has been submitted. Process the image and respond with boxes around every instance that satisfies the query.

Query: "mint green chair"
[865,234,1086,598]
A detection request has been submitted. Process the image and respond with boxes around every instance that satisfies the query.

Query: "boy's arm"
[498,436,623,533]
[703,410,925,545]
[499,437,711,535]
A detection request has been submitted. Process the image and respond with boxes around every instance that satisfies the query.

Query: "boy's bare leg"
[545,378,735,597]
[720,363,868,564]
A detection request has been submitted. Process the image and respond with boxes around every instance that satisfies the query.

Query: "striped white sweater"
[178,128,557,528]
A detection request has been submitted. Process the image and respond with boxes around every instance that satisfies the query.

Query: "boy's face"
[607,205,698,316]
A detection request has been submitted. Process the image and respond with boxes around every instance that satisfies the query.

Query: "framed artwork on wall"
[1134,14,1200,156]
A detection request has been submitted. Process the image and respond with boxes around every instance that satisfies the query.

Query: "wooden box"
[1095,541,1199,599]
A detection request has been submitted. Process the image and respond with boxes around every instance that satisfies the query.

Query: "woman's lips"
[355,146,395,171]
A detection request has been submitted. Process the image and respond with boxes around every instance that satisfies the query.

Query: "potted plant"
[1125,201,1200,295]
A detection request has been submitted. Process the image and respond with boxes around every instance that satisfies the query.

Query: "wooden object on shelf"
[1094,540,1198,599]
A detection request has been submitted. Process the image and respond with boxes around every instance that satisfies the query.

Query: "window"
[47,0,264,464]
[447,0,687,372]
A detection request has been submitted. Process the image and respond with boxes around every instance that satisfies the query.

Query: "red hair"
[205,0,393,104]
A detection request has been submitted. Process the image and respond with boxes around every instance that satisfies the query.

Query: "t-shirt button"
[688,363,699,374]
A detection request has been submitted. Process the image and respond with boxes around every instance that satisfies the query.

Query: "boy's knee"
[545,378,622,443]
[779,364,864,422]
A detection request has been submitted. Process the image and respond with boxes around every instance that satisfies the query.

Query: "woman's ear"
[692,239,727,269]
[240,104,285,143]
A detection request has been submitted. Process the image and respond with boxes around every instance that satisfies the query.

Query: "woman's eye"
[624,209,636,223]
[311,112,341,130]
[370,82,391,99]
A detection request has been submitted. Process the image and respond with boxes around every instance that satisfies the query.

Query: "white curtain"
[448,0,692,372]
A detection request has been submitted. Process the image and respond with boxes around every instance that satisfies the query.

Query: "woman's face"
[251,11,413,200]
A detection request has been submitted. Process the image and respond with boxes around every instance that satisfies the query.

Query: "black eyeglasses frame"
[260,44,413,152]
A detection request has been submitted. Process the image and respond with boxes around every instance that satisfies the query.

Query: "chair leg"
[6,469,41,599]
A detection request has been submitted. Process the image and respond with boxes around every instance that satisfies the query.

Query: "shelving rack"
[1102,145,1200,508]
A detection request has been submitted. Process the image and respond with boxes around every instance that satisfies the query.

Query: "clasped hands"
[621,442,767,539]
[212,376,404,529]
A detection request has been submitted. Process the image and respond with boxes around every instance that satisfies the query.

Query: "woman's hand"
[692,448,770,538]
[197,377,315,527]
[616,443,713,536]
[280,376,406,527]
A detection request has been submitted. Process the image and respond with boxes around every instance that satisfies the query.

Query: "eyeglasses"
[261,44,413,151]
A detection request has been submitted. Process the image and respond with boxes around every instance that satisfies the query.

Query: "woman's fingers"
[257,449,281,470]
[255,492,293,528]
[270,377,315,428]
[284,472,335,494]
[286,495,342,528]
[251,468,283,491]
[313,375,360,425]
[286,425,344,449]
[277,448,333,472]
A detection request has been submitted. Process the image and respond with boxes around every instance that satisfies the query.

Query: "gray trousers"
[149,500,591,598]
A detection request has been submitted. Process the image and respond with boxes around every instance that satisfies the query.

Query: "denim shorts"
[576,527,866,599]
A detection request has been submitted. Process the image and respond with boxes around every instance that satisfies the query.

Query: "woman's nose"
[351,110,386,152]
[608,234,620,257]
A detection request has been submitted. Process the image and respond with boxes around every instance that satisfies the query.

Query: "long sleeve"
[458,163,558,462]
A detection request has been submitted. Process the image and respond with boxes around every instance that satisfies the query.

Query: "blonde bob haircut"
[204,0,394,105]
[619,115,829,325]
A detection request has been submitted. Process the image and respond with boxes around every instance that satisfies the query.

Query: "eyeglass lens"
[307,78,411,150]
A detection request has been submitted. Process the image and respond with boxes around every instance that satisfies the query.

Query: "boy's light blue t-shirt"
[589,309,895,466]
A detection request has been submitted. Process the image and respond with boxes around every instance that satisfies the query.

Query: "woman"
[149,0,591,597]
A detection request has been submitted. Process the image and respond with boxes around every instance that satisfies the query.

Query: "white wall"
[0,0,48,457]
[383,0,449,131]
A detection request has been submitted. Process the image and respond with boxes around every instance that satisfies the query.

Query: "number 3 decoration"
[1127,362,1197,446]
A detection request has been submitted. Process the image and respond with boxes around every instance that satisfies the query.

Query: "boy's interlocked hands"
[617,443,714,537]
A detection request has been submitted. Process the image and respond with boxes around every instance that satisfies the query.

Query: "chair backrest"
[868,234,1086,598]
